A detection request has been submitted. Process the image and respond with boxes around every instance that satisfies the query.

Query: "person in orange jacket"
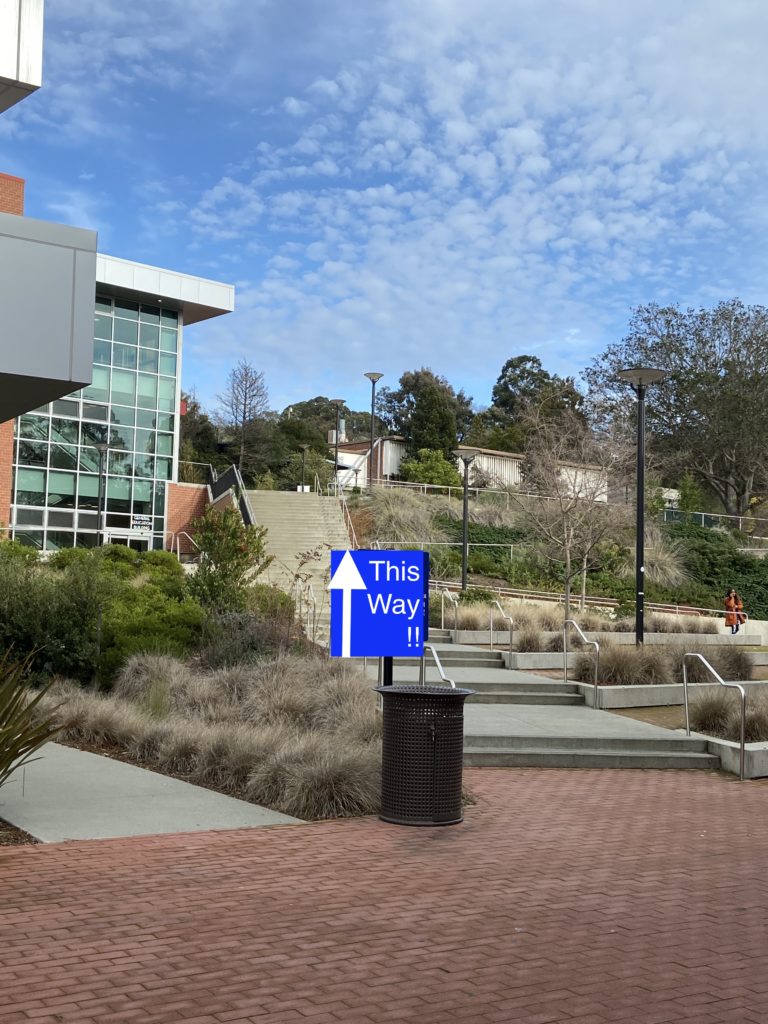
[725,588,746,635]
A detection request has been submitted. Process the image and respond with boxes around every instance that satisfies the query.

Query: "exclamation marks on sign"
[408,626,420,647]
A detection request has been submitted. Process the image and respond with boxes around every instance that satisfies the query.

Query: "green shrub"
[246,582,295,622]
[198,611,295,669]
[99,588,205,681]
[188,506,273,612]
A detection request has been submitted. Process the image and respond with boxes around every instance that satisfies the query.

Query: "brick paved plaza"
[2,768,768,1024]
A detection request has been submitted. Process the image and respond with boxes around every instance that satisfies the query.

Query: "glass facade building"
[11,294,181,551]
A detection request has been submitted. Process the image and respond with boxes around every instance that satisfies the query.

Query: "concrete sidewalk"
[0,743,300,842]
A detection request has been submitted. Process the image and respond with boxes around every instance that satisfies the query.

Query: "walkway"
[0,743,300,842]
[2,769,768,1023]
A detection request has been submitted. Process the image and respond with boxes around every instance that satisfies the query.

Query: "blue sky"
[3,0,768,416]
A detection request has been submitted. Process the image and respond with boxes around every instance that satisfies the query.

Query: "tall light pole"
[364,371,383,490]
[93,442,110,547]
[616,367,668,645]
[330,399,345,496]
[298,443,310,492]
[452,447,478,591]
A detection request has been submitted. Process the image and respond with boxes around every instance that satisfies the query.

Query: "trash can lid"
[375,685,475,697]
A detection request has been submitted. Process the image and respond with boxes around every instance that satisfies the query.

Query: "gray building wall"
[0,212,97,418]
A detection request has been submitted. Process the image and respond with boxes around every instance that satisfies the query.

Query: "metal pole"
[635,383,646,646]
[301,447,306,490]
[335,405,340,496]
[369,378,376,489]
[96,448,106,547]
[461,460,470,591]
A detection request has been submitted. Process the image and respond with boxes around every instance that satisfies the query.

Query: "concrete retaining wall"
[575,680,768,710]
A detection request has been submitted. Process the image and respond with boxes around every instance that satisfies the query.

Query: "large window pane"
[160,328,177,353]
[137,374,157,409]
[135,429,156,454]
[110,405,135,426]
[18,440,47,466]
[75,532,98,548]
[156,433,173,456]
[139,323,159,349]
[139,348,158,373]
[48,471,76,509]
[48,510,74,527]
[114,318,138,345]
[154,481,166,515]
[140,305,161,324]
[160,308,178,327]
[52,399,79,418]
[155,457,172,481]
[114,299,138,320]
[136,410,158,429]
[46,531,75,551]
[134,454,155,479]
[95,296,112,314]
[109,426,134,451]
[159,352,177,376]
[16,530,43,549]
[51,418,78,444]
[81,422,108,447]
[133,480,152,514]
[94,314,112,340]
[49,444,79,470]
[19,415,49,440]
[113,343,137,369]
[77,512,98,529]
[15,508,43,526]
[84,366,109,403]
[16,468,46,506]
[109,451,134,477]
[78,474,100,510]
[94,339,111,365]
[106,477,131,513]
[112,369,136,406]
[83,403,108,422]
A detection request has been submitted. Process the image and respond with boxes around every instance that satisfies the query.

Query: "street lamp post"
[93,442,110,547]
[616,367,668,645]
[364,372,383,490]
[298,443,310,492]
[452,448,478,592]
[330,399,345,496]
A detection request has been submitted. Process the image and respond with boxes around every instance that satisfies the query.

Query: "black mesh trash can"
[375,685,474,826]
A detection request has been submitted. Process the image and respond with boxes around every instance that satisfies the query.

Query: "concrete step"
[463,747,721,769]
[398,654,505,667]
[459,680,581,694]
[465,733,711,752]
[467,692,585,706]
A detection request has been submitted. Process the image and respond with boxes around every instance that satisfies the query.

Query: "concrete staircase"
[463,733,720,770]
[247,490,351,641]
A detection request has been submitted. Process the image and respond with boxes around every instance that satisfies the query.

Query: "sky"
[3,0,768,417]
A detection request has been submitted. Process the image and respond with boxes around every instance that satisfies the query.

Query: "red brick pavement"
[1,768,768,1024]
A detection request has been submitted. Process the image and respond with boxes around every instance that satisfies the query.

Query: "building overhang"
[0,1,44,114]
[0,211,97,419]
[96,254,235,324]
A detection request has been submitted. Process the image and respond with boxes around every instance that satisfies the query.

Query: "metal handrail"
[563,619,600,710]
[304,583,318,641]
[683,652,747,781]
[337,486,358,549]
[418,643,457,688]
[441,588,459,631]
[490,601,514,654]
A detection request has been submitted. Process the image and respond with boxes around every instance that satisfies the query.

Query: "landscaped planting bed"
[37,653,383,820]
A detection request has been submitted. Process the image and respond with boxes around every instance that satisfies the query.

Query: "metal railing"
[490,601,514,654]
[563,619,600,709]
[683,653,747,781]
[371,540,516,560]
[418,643,456,688]
[166,530,200,561]
[440,588,460,630]
[337,485,358,549]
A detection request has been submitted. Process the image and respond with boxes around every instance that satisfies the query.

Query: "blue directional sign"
[328,550,429,658]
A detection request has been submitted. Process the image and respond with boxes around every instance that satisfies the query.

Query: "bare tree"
[217,359,269,476]
[511,409,632,615]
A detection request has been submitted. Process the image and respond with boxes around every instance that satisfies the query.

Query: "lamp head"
[453,446,479,466]
[364,372,383,384]
[330,398,345,408]
[616,366,668,388]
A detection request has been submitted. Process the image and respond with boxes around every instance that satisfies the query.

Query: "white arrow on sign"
[328,551,367,657]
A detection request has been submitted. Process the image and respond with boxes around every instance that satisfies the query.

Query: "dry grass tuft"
[515,627,544,653]
[575,642,668,686]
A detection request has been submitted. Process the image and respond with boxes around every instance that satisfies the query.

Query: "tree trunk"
[580,554,588,611]
[563,547,571,619]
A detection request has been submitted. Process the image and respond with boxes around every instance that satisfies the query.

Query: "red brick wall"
[0,175,24,531]
[0,173,24,215]
[167,483,210,554]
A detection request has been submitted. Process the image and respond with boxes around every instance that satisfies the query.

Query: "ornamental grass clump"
[574,642,668,686]
[689,690,734,737]
[38,652,383,820]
